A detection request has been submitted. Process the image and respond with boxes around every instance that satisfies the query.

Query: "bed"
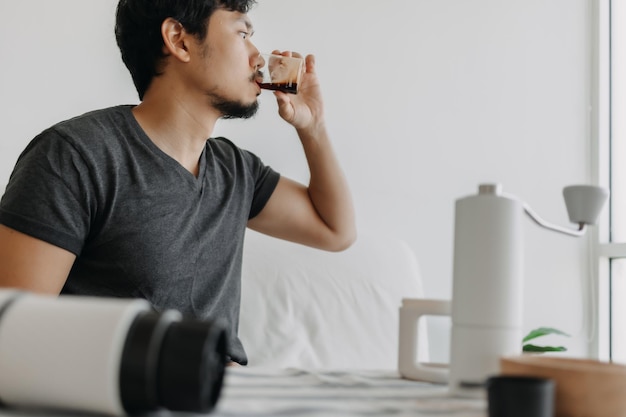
[212,367,485,417]
[0,368,485,417]
[239,229,427,370]
[226,230,486,416]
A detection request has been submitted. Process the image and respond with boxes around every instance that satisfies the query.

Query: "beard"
[211,94,259,120]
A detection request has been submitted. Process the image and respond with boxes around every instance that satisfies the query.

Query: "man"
[0,0,355,365]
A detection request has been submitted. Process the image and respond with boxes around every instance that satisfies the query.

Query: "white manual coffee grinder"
[399,183,609,397]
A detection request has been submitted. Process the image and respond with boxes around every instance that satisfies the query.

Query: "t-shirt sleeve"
[212,137,280,220]
[247,153,280,220]
[249,166,279,219]
[0,129,93,255]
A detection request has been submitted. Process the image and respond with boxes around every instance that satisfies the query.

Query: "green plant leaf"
[523,343,567,352]
[522,327,570,343]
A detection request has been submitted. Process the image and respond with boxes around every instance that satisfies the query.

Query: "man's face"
[190,9,263,118]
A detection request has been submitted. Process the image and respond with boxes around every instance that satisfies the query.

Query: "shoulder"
[206,137,278,181]
[25,105,139,158]
[12,105,145,184]
[28,105,134,146]
[52,105,136,141]
[208,137,261,164]
[209,136,241,153]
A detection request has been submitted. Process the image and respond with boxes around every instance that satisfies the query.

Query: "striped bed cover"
[213,368,486,417]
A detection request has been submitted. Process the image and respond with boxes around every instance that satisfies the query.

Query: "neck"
[132,87,220,176]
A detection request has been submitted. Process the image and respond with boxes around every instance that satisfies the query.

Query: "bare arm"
[247,52,356,251]
[0,224,75,294]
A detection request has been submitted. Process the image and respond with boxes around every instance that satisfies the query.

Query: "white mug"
[398,298,451,383]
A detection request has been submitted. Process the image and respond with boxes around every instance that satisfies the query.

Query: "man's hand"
[249,52,356,252]
[272,51,325,135]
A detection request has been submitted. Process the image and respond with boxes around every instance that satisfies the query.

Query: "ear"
[161,17,191,63]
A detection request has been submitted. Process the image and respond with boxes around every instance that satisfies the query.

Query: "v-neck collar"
[122,105,208,187]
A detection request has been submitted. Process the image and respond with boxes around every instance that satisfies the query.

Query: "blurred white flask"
[0,290,227,415]
[449,184,524,396]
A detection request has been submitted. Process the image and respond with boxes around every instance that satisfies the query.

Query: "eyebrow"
[238,16,255,35]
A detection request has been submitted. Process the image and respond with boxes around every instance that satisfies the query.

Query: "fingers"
[304,54,315,73]
[273,91,295,123]
[273,90,289,105]
[271,50,305,60]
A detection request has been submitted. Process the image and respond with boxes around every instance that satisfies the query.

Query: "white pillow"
[239,229,426,370]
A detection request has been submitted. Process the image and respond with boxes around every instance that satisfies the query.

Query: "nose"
[253,53,265,70]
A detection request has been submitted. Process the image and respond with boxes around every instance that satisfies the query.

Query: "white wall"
[0,0,594,362]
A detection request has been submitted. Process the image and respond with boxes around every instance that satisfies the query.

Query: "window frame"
[593,0,626,361]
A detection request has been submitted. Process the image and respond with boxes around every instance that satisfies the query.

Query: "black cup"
[487,375,555,417]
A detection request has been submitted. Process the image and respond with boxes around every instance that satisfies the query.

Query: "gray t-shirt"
[0,105,280,364]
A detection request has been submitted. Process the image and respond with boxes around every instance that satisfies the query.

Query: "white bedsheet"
[212,368,486,417]
[240,230,428,370]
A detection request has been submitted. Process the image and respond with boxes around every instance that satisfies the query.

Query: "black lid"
[157,319,227,412]
[119,311,227,414]
[120,311,163,413]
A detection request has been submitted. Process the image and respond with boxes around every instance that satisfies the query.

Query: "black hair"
[115,0,256,100]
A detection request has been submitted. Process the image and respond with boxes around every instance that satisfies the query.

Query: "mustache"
[252,70,264,83]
